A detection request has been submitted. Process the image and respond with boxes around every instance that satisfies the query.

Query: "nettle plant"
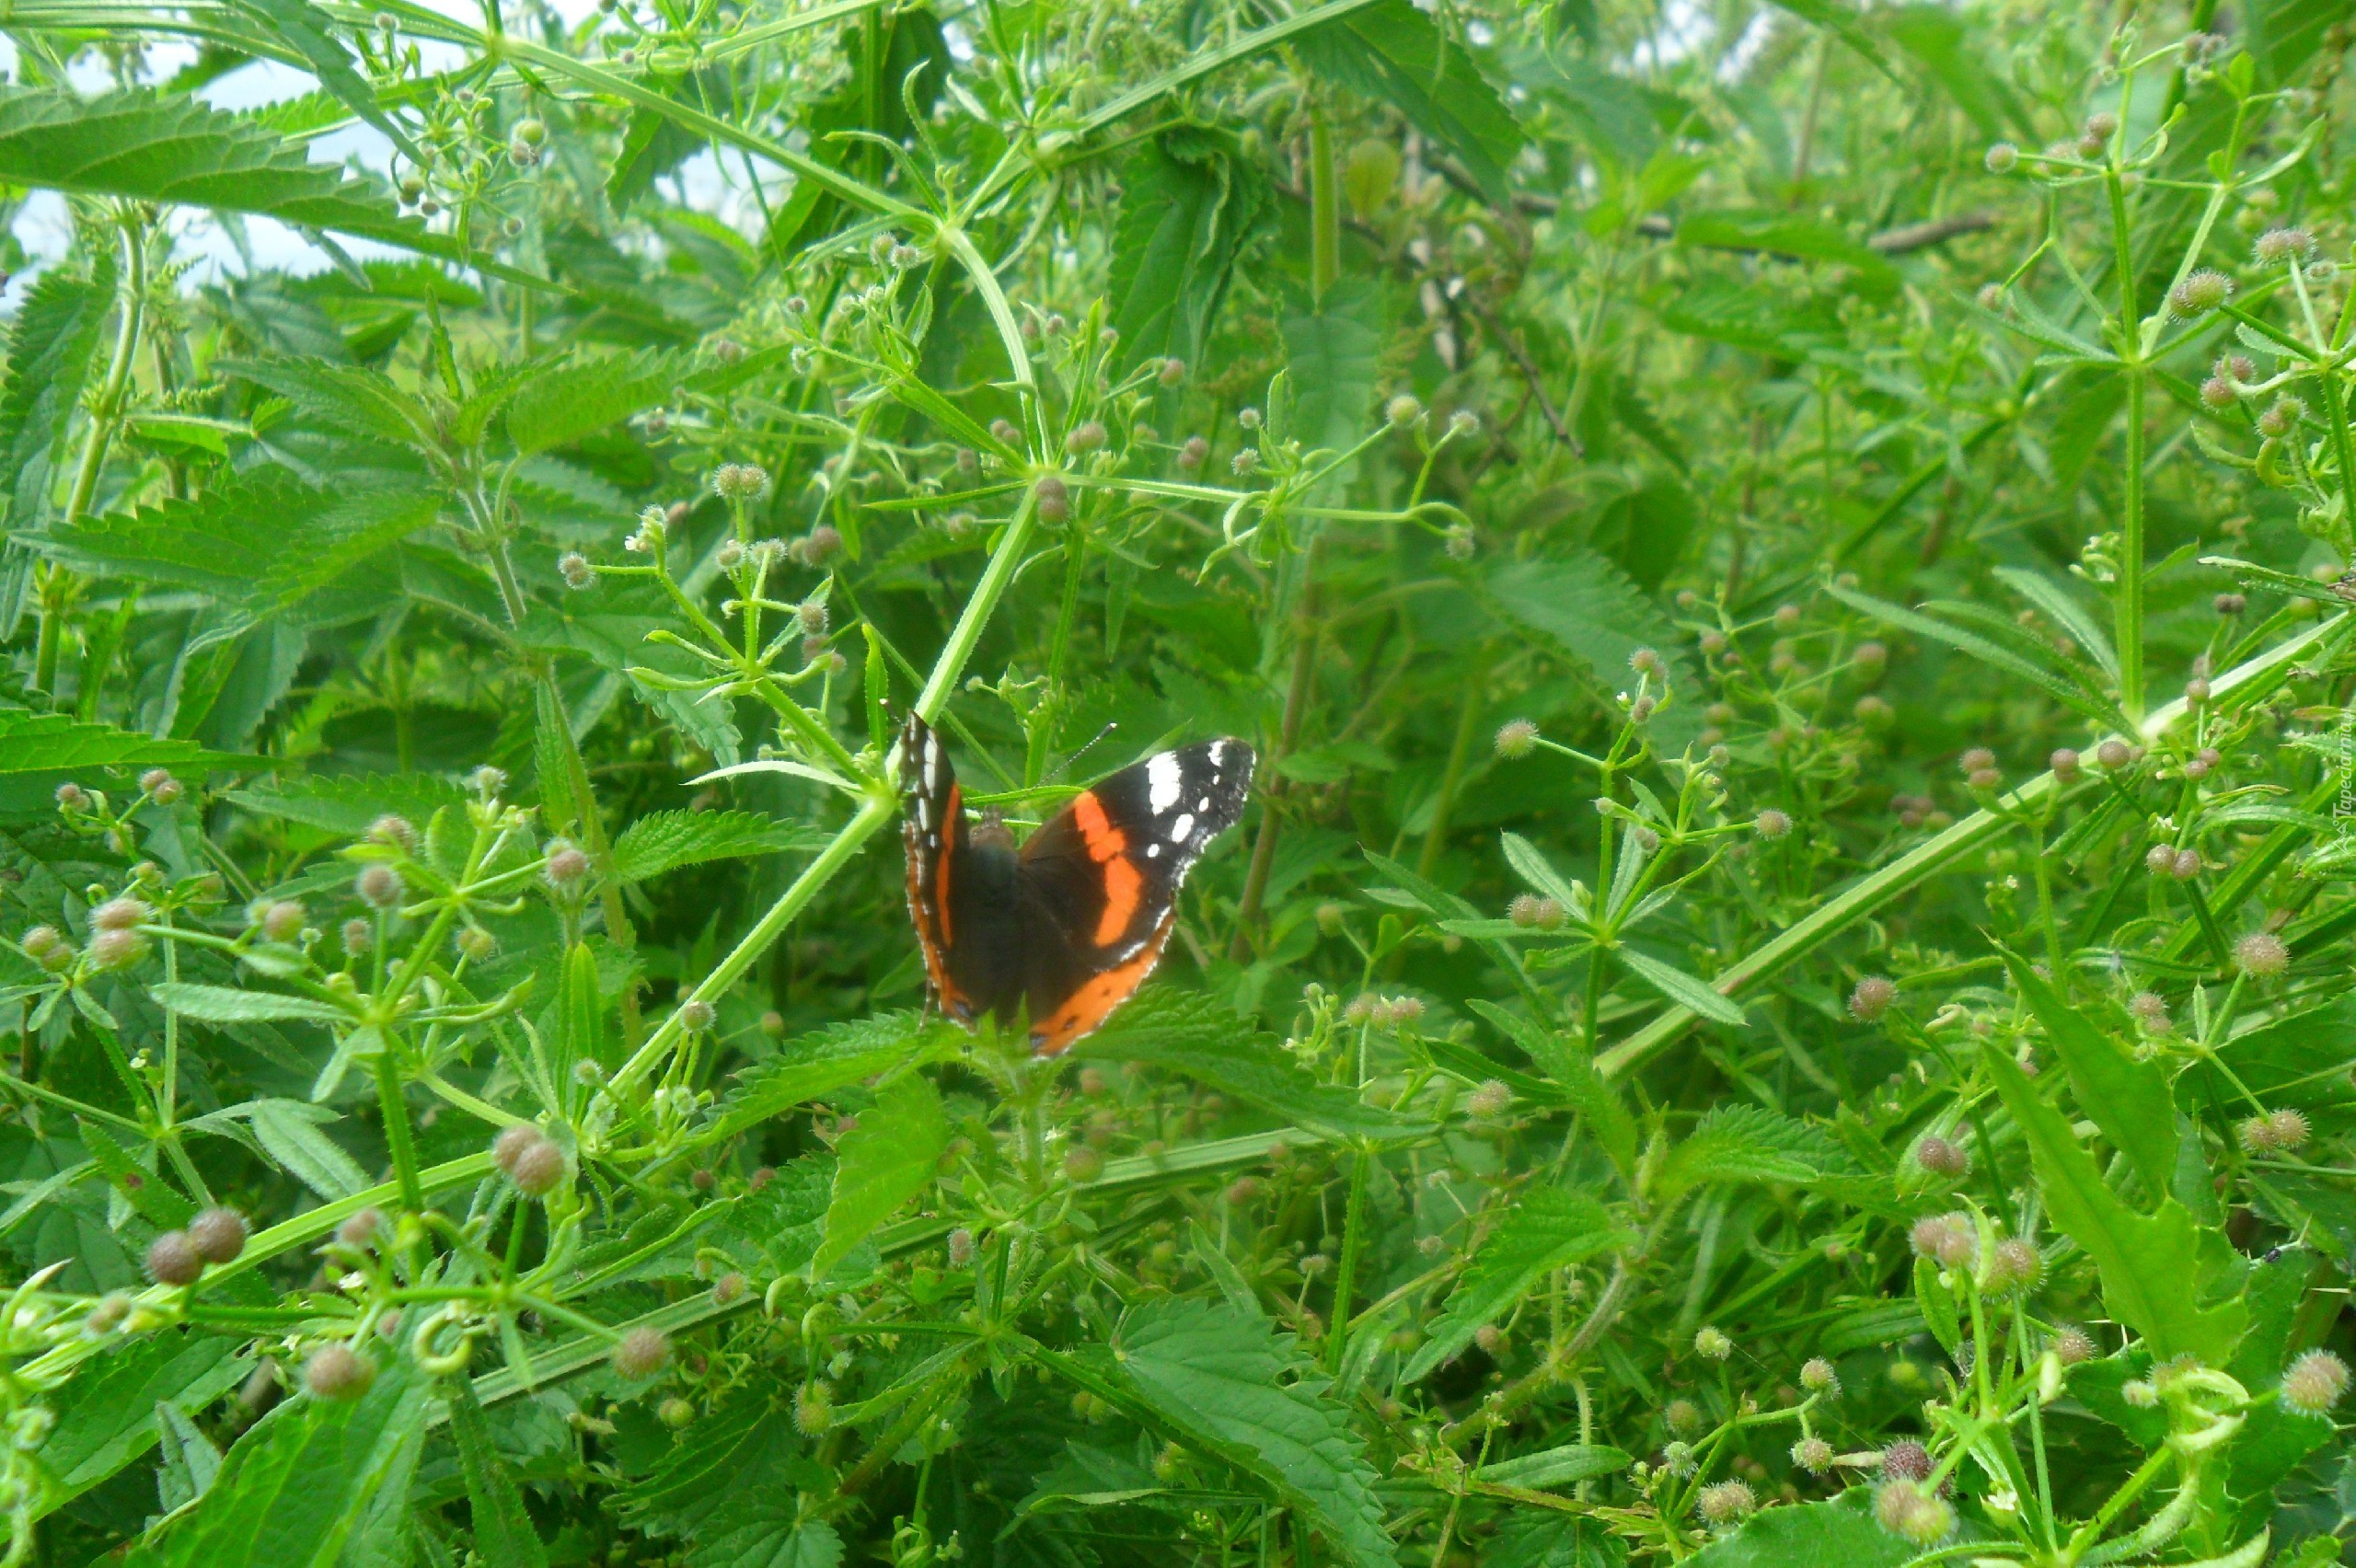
[2,0,2356,1564]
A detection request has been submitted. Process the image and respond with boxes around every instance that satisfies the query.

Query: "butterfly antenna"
[1048,722,1119,783]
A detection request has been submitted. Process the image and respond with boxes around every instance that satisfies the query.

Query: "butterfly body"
[899,715,1254,1054]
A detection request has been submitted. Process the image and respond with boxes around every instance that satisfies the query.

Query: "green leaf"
[1822,582,2127,731]
[811,1071,947,1283]
[30,466,442,614]
[0,711,262,778]
[610,810,829,882]
[156,1402,224,1514]
[1676,211,1897,296]
[1108,128,1268,375]
[1462,1000,1637,1174]
[1487,1514,1627,1568]
[222,358,433,451]
[127,1348,426,1567]
[1404,1188,1628,1380]
[1112,1302,1397,1567]
[239,1100,370,1200]
[1488,554,1699,746]
[32,1332,248,1518]
[687,1506,844,1568]
[1761,0,1897,79]
[224,0,417,161]
[1995,947,2177,1205]
[0,90,497,274]
[149,983,349,1026]
[32,461,443,612]
[710,1012,944,1142]
[1981,1042,2246,1365]
[1883,7,2027,137]
[446,1374,548,1568]
[1472,1444,1631,1490]
[1614,947,1747,1027]
[1281,277,1385,458]
[612,1394,797,1540]
[0,258,113,531]
[1499,832,1583,913]
[1655,1106,1844,1200]
[1991,567,2119,683]
[225,773,471,837]
[504,348,685,456]
[1295,0,1522,202]
[1077,990,1427,1143]
[1683,1488,1913,1567]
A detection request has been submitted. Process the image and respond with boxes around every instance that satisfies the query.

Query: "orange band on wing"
[1072,790,1126,859]
[1030,916,1172,1055]
[1092,854,1142,945]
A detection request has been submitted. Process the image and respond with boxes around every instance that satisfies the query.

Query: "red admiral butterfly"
[899,714,1255,1055]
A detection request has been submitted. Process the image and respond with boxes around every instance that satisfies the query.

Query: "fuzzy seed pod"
[2281,1349,2350,1417]
[492,1124,542,1175]
[1063,1144,1104,1183]
[1848,975,1897,1021]
[1913,1135,1969,1176]
[2235,931,2290,978]
[356,864,403,911]
[1693,1325,1732,1360]
[610,1326,671,1379]
[1697,1482,1755,1524]
[145,1231,204,1286]
[305,1343,376,1401]
[1507,894,1565,929]
[510,1138,568,1198]
[1494,719,1540,759]
[1799,1356,1841,1395]
[1791,1436,1835,1473]
[188,1207,248,1264]
[338,1207,385,1249]
[678,997,717,1032]
[1034,475,1069,523]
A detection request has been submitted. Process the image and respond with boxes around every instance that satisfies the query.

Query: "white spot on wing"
[1197,796,1211,812]
[1169,813,1195,842]
[1146,843,1162,859]
[925,734,944,791]
[1147,752,1182,813]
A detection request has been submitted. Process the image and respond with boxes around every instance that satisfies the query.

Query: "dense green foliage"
[4,0,2356,1562]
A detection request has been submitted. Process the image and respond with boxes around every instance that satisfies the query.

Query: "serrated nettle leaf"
[0,91,513,276]
[1403,1187,1628,1380]
[0,256,113,527]
[710,1011,944,1140]
[1076,989,1426,1142]
[1294,0,1521,202]
[34,1333,249,1518]
[1112,1302,1398,1567]
[445,1374,548,1568]
[1655,1105,1848,1200]
[1109,128,1269,375]
[811,1070,948,1283]
[0,712,264,778]
[1681,1488,1913,1567]
[126,1347,423,1567]
[609,809,831,881]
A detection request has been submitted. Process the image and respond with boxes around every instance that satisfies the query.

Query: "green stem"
[373,1049,427,1216]
[1308,95,1339,306]
[62,213,144,530]
[2119,366,2146,717]
[1324,1143,1370,1372]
